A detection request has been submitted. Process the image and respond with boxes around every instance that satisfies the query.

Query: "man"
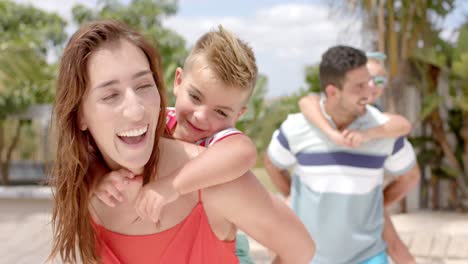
[298,51,421,263]
[264,45,417,264]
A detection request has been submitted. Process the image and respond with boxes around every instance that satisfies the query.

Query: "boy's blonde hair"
[184,25,257,100]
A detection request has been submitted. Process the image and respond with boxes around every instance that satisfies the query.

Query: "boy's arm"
[363,113,412,140]
[299,95,351,147]
[135,133,257,222]
[172,133,257,194]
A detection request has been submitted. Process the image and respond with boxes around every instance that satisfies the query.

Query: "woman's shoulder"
[201,171,276,241]
[202,172,259,222]
[158,138,204,170]
[160,137,203,155]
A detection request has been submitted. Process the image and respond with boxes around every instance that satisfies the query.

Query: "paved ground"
[392,212,468,264]
[248,211,468,264]
[0,198,54,264]
[1,197,467,264]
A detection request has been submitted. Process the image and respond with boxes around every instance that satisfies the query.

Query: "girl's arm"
[299,94,335,135]
[205,170,315,264]
[363,113,412,140]
[299,95,351,146]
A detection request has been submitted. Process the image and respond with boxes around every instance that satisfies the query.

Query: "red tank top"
[92,191,238,264]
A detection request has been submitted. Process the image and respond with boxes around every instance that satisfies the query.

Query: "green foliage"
[304,65,321,93]
[332,0,468,208]
[412,46,449,70]
[437,165,460,179]
[0,0,66,116]
[448,25,468,116]
[452,53,468,80]
[420,92,443,120]
[18,120,37,160]
[0,44,57,119]
[408,135,439,163]
[0,0,66,184]
[0,0,67,55]
[236,75,268,156]
[452,25,468,104]
[236,70,313,165]
[238,64,319,164]
[71,0,188,94]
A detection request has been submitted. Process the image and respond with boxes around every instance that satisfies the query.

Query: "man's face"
[172,59,248,143]
[367,60,387,104]
[336,65,371,118]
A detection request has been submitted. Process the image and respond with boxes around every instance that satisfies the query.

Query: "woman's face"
[80,39,161,174]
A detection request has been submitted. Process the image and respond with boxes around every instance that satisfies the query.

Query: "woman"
[49,20,315,264]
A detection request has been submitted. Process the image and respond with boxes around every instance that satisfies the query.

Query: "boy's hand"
[134,176,180,223]
[93,168,135,207]
[342,130,369,148]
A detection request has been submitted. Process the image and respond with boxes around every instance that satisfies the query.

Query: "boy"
[93,25,260,264]
[297,52,419,264]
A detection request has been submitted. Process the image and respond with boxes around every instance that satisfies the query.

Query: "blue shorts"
[360,251,388,264]
[236,233,254,264]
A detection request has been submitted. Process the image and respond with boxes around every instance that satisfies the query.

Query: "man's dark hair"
[319,45,367,91]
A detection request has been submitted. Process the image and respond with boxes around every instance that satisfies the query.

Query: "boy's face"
[367,60,387,104]
[172,61,249,142]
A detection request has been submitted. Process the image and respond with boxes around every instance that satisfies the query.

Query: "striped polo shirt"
[267,102,416,264]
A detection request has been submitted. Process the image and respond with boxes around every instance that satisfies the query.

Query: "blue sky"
[14,0,467,98]
[163,0,365,97]
[175,0,324,17]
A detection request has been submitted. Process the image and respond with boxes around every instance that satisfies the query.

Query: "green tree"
[333,0,455,110]
[407,21,468,209]
[304,64,321,94]
[71,0,188,100]
[236,75,269,160]
[0,0,66,184]
[245,73,319,165]
[332,0,468,209]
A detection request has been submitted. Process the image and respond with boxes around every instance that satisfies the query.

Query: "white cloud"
[14,0,97,21]
[12,0,365,97]
[440,28,459,44]
[13,0,108,40]
[12,0,98,62]
[163,3,363,97]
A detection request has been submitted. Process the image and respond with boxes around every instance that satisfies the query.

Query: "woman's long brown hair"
[49,20,167,263]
